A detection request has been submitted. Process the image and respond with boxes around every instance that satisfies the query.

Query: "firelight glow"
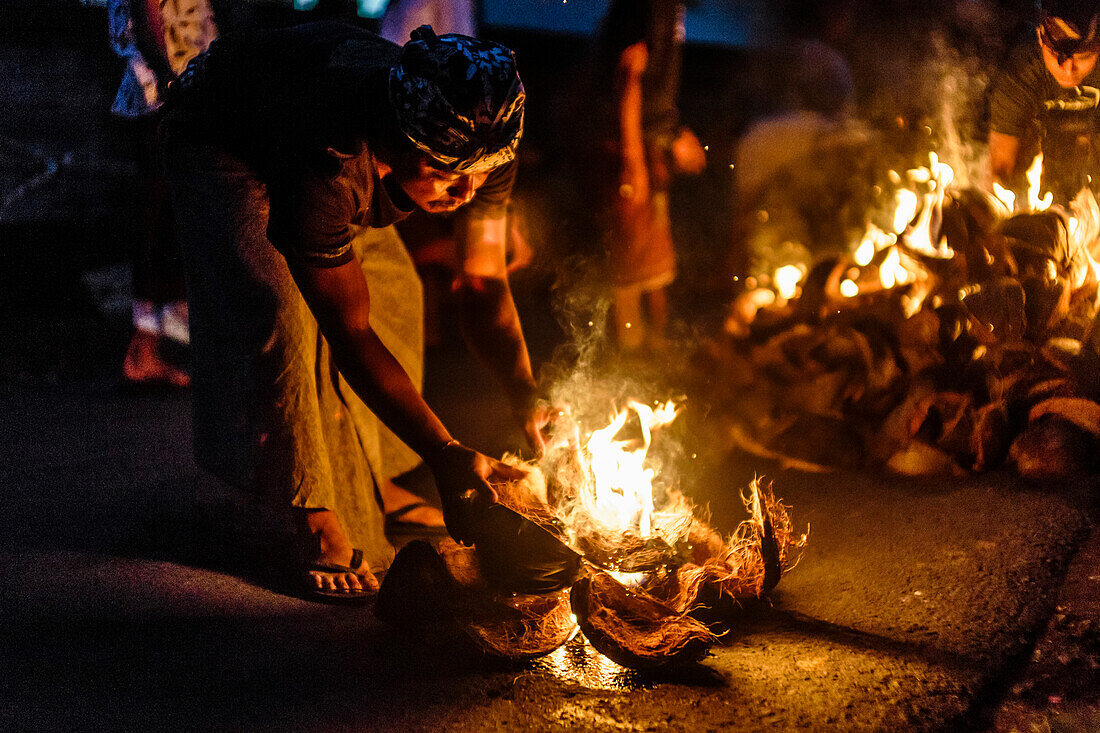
[774,264,804,300]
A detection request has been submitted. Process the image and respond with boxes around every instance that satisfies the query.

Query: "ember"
[712,152,1100,478]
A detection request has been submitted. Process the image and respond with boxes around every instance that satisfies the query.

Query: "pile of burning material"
[705,153,1100,479]
[376,400,807,669]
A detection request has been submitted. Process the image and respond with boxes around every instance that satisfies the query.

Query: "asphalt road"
[1,336,1096,732]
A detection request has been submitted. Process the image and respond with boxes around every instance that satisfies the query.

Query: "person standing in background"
[593,0,705,354]
[107,0,218,387]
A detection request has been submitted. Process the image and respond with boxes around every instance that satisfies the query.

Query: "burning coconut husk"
[711,150,1100,480]
[571,569,717,669]
[376,398,807,669]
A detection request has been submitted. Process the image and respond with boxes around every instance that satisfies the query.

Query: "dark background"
[0,0,1034,381]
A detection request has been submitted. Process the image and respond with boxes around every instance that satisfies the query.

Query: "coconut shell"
[1001,211,1071,266]
[971,402,1011,471]
[376,539,578,660]
[465,589,577,660]
[473,503,583,595]
[1009,416,1098,478]
[1029,397,1100,437]
[571,570,717,669]
[886,441,966,476]
[961,278,1026,342]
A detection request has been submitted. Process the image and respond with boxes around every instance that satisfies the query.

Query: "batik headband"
[389,26,525,174]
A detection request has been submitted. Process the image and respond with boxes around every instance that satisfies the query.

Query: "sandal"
[302,548,376,602]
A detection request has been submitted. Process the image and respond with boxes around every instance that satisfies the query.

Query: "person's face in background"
[395,155,492,213]
[1039,27,1100,87]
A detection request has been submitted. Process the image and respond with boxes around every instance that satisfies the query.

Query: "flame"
[893,189,918,234]
[1027,153,1053,212]
[878,246,911,289]
[570,400,681,539]
[903,153,955,259]
[993,182,1015,212]
[774,264,805,300]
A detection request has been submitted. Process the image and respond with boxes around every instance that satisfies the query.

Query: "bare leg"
[295,508,379,594]
[641,286,668,350]
[378,479,445,526]
[612,286,645,349]
[122,326,190,387]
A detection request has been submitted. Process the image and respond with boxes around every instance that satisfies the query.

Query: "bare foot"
[123,330,190,388]
[379,480,445,527]
[296,508,379,595]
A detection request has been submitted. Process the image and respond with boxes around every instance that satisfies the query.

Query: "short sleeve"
[461,158,517,220]
[267,165,358,268]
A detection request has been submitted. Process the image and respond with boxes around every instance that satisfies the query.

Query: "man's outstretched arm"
[455,214,547,453]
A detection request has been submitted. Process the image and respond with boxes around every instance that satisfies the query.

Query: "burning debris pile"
[377,400,807,669]
[704,154,1100,478]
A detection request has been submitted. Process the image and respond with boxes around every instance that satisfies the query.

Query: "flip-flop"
[384,501,451,537]
[303,548,376,602]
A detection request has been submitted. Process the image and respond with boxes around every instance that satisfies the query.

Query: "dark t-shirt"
[988,35,1100,196]
[166,21,515,267]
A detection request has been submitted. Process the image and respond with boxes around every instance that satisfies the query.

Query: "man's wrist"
[424,438,461,468]
[506,378,539,414]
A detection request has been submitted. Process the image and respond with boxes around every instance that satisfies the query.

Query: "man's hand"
[618,159,650,204]
[510,391,556,457]
[427,441,526,544]
[670,127,706,176]
[506,214,534,275]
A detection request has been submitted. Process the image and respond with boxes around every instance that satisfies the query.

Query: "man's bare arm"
[289,258,453,458]
[456,215,544,449]
[618,41,649,201]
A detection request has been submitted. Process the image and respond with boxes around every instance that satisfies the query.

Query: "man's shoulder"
[998,37,1045,81]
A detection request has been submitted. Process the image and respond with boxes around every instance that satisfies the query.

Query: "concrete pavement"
[1,343,1096,732]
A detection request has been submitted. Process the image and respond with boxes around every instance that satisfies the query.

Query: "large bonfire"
[704,151,1100,478]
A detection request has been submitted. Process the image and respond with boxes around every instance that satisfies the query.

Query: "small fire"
[1027,153,1053,212]
[774,264,805,301]
[757,144,1099,330]
[569,400,680,539]
[992,153,1053,214]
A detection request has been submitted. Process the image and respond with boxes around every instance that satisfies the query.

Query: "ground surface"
[0,340,1097,731]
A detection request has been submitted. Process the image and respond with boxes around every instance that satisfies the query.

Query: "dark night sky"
[345,0,771,45]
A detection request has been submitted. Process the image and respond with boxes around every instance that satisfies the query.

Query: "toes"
[358,569,380,592]
[308,568,378,594]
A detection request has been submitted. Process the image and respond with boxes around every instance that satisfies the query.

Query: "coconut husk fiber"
[571,569,718,669]
[639,482,806,631]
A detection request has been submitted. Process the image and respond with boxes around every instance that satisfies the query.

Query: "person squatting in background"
[988,0,1100,205]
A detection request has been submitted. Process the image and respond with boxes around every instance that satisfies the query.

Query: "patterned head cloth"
[1038,0,1100,60]
[389,25,525,173]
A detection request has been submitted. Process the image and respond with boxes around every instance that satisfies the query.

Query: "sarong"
[165,142,422,571]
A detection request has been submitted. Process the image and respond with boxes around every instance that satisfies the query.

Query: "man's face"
[394,156,492,213]
[1039,29,1100,88]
